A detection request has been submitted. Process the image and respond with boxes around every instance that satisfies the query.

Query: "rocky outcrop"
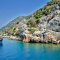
[31,30,56,43]
[20,30,60,44]
[20,30,31,43]
[23,34,31,43]
[30,36,41,43]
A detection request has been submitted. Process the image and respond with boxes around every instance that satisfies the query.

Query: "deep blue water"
[0,38,60,60]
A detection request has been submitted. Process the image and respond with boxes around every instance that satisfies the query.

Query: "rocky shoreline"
[1,30,60,44]
[2,36,21,40]
[1,29,60,44]
[19,30,60,44]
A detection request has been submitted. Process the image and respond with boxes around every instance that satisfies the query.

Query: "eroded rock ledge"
[20,30,60,44]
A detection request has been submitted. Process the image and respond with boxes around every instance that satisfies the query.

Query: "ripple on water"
[0,38,60,60]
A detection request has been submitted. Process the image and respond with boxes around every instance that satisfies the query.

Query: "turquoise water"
[0,38,60,60]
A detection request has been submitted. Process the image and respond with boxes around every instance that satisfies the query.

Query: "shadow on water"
[0,41,3,47]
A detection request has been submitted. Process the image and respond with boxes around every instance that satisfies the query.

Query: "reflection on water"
[23,43,60,50]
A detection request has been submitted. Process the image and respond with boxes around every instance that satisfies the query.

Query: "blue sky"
[0,0,51,28]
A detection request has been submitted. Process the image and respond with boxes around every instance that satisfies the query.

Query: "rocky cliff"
[1,0,60,44]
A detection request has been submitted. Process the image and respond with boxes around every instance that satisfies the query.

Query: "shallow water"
[0,38,60,60]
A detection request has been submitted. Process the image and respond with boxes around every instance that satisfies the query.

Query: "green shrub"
[28,28,37,33]
[27,18,37,27]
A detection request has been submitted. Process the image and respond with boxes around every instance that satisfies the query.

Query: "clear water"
[0,38,60,60]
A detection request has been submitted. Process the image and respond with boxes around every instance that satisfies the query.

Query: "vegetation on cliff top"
[33,0,60,19]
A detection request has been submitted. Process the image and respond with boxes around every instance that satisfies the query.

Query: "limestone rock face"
[48,16,60,32]
[20,30,32,43]
[23,34,31,43]
[31,36,41,43]
[43,32,56,43]
[32,30,59,43]
[38,5,60,32]
[21,5,60,44]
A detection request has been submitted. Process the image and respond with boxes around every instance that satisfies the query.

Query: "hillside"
[0,16,31,35]
[0,0,60,33]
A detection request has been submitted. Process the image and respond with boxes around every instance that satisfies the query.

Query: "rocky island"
[0,0,60,44]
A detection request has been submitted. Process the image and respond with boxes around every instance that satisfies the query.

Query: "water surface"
[0,38,60,60]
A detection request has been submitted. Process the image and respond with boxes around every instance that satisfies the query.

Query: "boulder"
[31,36,41,43]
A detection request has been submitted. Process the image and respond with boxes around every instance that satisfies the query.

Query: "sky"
[0,0,51,28]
